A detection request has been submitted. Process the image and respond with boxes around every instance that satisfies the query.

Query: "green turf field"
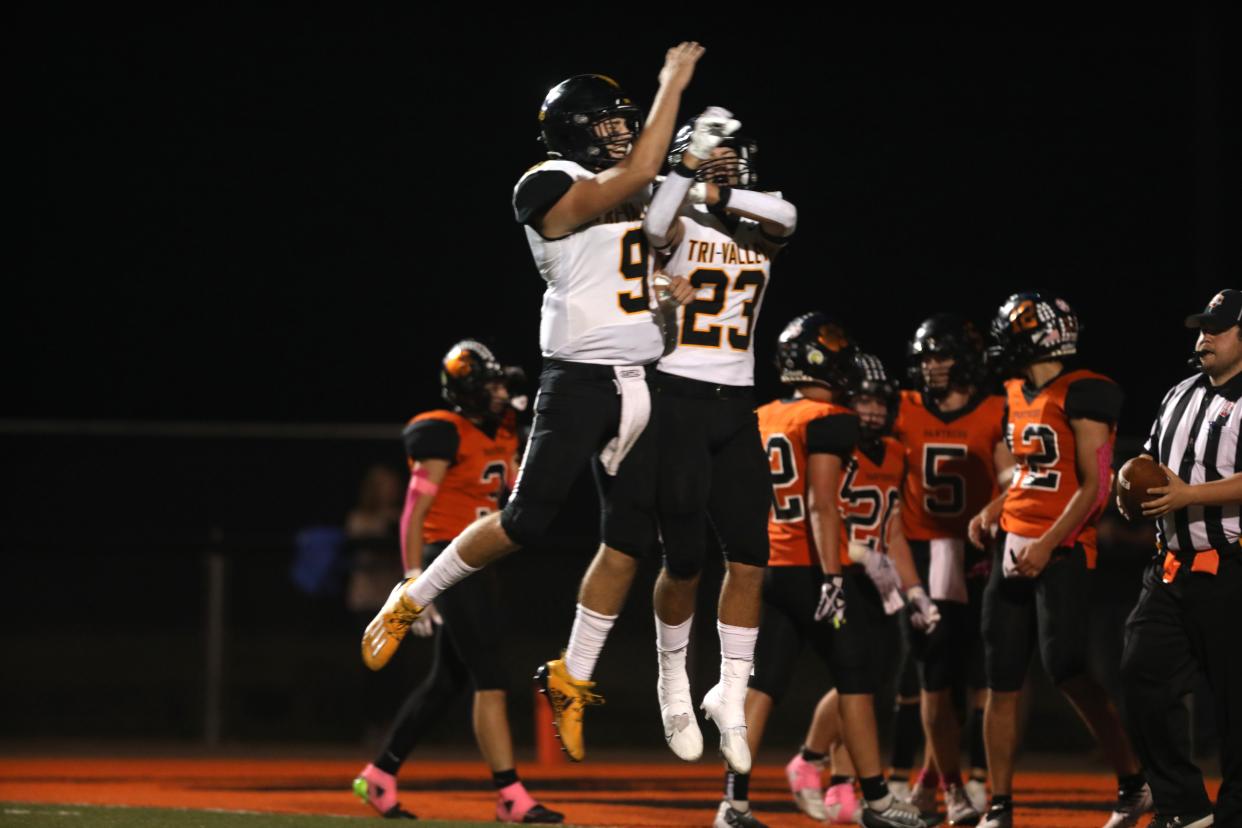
[0,803,495,828]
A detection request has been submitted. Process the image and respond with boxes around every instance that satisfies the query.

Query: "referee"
[1120,288,1242,828]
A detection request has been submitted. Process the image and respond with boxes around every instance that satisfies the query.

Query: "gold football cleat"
[361,578,425,671]
[534,656,604,762]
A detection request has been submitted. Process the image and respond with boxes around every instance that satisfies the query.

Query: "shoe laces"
[547,685,604,718]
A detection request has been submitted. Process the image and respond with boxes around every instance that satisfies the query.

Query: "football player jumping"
[354,342,562,824]
[361,44,705,765]
[635,109,796,777]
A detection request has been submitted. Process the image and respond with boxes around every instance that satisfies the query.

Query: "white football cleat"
[657,648,703,761]
[701,680,751,775]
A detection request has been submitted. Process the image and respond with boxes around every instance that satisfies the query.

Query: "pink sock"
[357,764,398,815]
[496,781,536,820]
[917,768,940,789]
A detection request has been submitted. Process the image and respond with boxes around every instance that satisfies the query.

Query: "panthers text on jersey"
[512,159,663,365]
[757,397,859,568]
[837,436,907,567]
[1000,368,1122,568]
[656,203,783,387]
[402,410,519,544]
[894,390,1006,541]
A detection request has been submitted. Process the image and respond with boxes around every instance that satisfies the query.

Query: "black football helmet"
[850,352,899,441]
[668,117,759,189]
[987,291,1081,377]
[440,340,504,419]
[776,312,856,390]
[539,74,642,172]
[907,313,986,398]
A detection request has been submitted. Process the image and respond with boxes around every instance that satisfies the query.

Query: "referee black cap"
[1185,288,1242,331]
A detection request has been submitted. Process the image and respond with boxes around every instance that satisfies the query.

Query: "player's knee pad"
[720,533,769,569]
[658,511,707,574]
[601,501,656,559]
[1045,655,1088,688]
[747,672,788,704]
[1041,636,1088,688]
[499,497,554,548]
[662,550,703,580]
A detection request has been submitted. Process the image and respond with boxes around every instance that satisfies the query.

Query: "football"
[1117,456,1169,520]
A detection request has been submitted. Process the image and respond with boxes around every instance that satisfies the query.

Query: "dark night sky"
[14,10,1239,436]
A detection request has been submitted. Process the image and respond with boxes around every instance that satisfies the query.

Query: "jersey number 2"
[766,433,804,523]
[1011,423,1061,491]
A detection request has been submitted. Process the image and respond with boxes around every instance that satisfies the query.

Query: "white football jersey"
[514,159,663,365]
[656,203,777,386]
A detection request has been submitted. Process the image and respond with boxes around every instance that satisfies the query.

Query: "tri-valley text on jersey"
[684,239,768,266]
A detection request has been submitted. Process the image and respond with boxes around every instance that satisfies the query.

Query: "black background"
[14,10,1239,433]
[7,7,1237,753]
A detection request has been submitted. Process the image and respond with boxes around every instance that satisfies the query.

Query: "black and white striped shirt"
[1144,371,1242,555]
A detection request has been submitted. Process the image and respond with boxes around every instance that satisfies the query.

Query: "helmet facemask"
[577,107,643,170]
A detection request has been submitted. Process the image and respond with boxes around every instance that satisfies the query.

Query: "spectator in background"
[345,464,407,744]
[346,464,405,617]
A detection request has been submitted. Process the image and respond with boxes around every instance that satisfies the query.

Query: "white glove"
[906,585,941,635]
[686,106,741,160]
[863,550,903,597]
[410,603,443,638]
[815,575,847,627]
[687,181,709,204]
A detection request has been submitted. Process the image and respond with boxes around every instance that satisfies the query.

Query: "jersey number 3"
[477,461,509,520]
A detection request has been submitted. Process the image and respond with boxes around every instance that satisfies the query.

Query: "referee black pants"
[1120,554,1242,822]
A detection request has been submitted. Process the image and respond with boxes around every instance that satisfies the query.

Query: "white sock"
[563,604,617,681]
[656,613,693,652]
[656,613,693,697]
[406,541,478,607]
[717,621,758,661]
[716,622,757,725]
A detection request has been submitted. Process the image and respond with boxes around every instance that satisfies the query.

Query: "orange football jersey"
[1000,369,1121,568]
[894,390,1006,541]
[837,436,906,567]
[757,397,859,567]
[404,410,518,544]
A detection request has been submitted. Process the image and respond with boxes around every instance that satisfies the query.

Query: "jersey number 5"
[923,444,967,515]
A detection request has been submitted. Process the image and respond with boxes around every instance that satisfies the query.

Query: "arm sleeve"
[512,170,574,227]
[1065,378,1124,424]
[402,419,460,463]
[724,188,797,237]
[805,412,860,460]
[643,169,694,251]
